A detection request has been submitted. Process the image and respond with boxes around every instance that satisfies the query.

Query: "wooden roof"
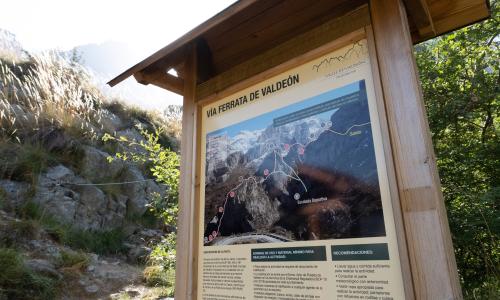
[108,0,490,95]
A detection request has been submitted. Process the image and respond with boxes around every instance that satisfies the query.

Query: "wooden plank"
[431,1,489,34]
[133,70,184,95]
[411,0,489,43]
[204,0,285,48]
[196,27,365,107]
[109,0,490,87]
[191,104,203,300]
[211,0,362,74]
[403,0,435,36]
[175,43,198,300]
[209,0,321,49]
[196,4,370,102]
[365,25,416,300]
[369,0,462,298]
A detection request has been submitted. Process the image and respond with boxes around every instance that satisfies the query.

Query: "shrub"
[62,228,127,255]
[59,249,89,269]
[11,219,39,239]
[0,142,57,183]
[16,201,126,255]
[144,265,170,286]
[0,219,40,248]
[142,233,176,297]
[0,187,5,210]
[0,248,58,299]
[19,200,43,220]
[125,209,159,229]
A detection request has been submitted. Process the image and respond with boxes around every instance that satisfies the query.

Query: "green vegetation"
[62,227,127,255]
[415,1,499,298]
[104,127,179,294]
[102,100,179,151]
[0,41,181,299]
[0,142,57,183]
[0,187,5,210]
[143,265,175,287]
[0,247,58,300]
[16,200,127,255]
[104,127,180,227]
[126,209,159,229]
[59,249,90,269]
[0,138,85,184]
[142,264,175,297]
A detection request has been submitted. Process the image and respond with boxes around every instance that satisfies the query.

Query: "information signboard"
[198,39,406,299]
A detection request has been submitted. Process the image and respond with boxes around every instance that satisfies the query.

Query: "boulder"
[33,165,82,225]
[121,166,163,216]
[84,284,99,294]
[32,164,160,231]
[28,239,62,262]
[72,185,107,230]
[31,127,73,152]
[80,145,125,181]
[24,259,62,280]
[126,245,151,263]
[100,110,125,132]
[0,179,31,210]
[33,165,120,230]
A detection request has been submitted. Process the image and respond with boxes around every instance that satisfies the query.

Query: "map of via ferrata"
[203,80,386,246]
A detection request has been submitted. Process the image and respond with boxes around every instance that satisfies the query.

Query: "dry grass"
[0,53,110,142]
[0,52,180,151]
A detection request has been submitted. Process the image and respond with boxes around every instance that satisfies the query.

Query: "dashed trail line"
[206,121,371,244]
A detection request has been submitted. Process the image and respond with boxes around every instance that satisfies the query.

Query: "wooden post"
[369,0,462,298]
[175,43,197,300]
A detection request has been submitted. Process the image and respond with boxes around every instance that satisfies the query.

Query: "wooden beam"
[107,0,260,87]
[369,0,462,298]
[196,4,371,101]
[196,38,215,83]
[175,43,198,300]
[403,0,435,38]
[365,25,416,300]
[411,0,489,44]
[133,70,184,95]
[209,0,356,74]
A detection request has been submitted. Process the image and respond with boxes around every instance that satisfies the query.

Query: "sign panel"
[198,39,406,299]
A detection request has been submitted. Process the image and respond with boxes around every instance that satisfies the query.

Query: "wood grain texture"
[411,0,490,42]
[209,0,359,74]
[196,4,370,102]
[133,70,184,95]
[365,25,416,300]
[191,104,203,300]
[369,0,462,298]
[196,28,366,107]
[403,0,435,38]
[108,0,489,89]
[175,43,198,300]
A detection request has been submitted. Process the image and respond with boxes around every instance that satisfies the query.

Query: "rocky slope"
[0,30,178,299]
[0,210,169,299]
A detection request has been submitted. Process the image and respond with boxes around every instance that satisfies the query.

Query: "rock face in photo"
[203,81,386,245]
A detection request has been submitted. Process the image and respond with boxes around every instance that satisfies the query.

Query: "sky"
[0,0,237,109]
[208,81,362,138]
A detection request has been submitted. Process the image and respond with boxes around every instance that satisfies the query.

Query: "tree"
[415,1,499,298]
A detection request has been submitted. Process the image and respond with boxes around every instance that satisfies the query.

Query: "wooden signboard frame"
[177,3,460,300]
[108,0,491,299]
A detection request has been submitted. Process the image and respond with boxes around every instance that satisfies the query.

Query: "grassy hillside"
[0,50,180,299]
